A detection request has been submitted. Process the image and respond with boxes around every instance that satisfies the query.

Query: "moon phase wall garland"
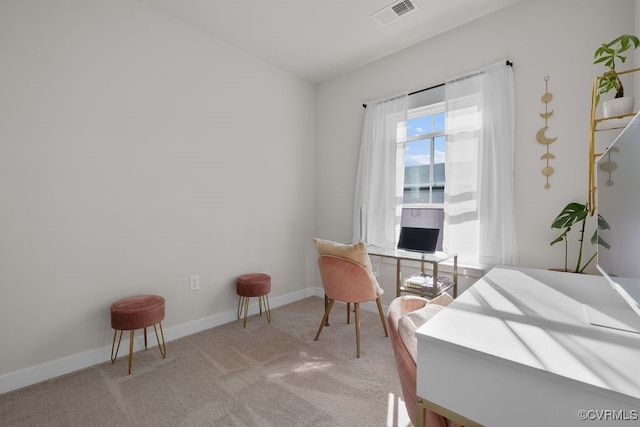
[537,75,558,189]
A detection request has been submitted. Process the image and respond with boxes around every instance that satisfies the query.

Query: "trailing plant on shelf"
[550,202,610,273]
[593,34,640,106]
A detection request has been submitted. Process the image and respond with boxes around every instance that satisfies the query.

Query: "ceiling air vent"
[371,0,417,26]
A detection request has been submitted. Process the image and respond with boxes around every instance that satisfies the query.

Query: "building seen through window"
[400,103,445,250]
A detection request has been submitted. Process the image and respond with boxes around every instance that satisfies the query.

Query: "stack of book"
[403,274,449,292]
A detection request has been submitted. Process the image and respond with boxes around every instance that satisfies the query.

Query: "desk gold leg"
[396,259,401,297]
[453,255,458,297]
[418,395,484,427]
[433,262,439,299]
[416,397,426,427]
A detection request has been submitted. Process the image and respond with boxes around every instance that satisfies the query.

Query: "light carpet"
[0,296,411,426]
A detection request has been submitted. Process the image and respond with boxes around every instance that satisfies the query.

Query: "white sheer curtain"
[353,95,408,247]
[444,61,517,266]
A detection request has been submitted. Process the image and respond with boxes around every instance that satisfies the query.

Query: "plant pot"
[603,97,634,118]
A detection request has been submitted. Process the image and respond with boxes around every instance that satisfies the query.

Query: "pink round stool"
[110,294,166,375]
[236,273,271,328]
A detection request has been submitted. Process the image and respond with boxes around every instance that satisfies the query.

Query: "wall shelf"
[588,67,640,214]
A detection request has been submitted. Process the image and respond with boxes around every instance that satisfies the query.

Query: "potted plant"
[594,34,640,117]
[550,202,610,273]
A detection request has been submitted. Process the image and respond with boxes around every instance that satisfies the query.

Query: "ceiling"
[139,0,520,84]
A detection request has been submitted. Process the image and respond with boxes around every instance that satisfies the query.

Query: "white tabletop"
[367,245,456,263]
[416,266,640,425]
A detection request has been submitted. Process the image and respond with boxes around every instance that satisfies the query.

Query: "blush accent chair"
[387,295,461,427]
[314,255,388,358]
[312,238,388,358]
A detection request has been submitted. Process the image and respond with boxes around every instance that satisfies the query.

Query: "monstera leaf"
[550,202,588,247]
[550,202,609,273]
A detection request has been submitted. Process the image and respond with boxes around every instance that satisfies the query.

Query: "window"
[399,102,446,250]
[355,62,515,265]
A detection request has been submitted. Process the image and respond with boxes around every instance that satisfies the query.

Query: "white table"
[416,266,640,426]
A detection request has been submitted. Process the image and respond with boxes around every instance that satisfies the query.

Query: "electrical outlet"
[189,275,200,291]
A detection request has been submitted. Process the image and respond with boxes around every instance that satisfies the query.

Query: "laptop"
[397,227,439,254]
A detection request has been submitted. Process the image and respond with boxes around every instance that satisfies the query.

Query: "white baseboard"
[0,286,322,396]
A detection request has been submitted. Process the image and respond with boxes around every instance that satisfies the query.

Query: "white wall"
[2,0,639,394]
[316,0,637,301]
[0,0,316,390]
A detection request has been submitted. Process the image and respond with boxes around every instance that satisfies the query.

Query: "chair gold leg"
[143,327,148,350]
[347,302,351,324]
[354,303,361,358]
[154,322,167,359]
[324,294,330,326]
[128,330,134,375]
[376,297,389,337]
[110,329,123,364]
[315,299,334,341]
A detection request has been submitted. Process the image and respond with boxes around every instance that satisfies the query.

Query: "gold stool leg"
[111,330,123,364]
[243,296,249,328]
[153,322,167,359]
[144,327,148,350]
[128,330,134,375]
[263,294,271,323]
[237,296,244,320]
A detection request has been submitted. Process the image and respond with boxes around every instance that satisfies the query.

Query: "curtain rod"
[362,60,513,108]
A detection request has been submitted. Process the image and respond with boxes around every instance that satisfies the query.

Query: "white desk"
[416,266,640,426]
